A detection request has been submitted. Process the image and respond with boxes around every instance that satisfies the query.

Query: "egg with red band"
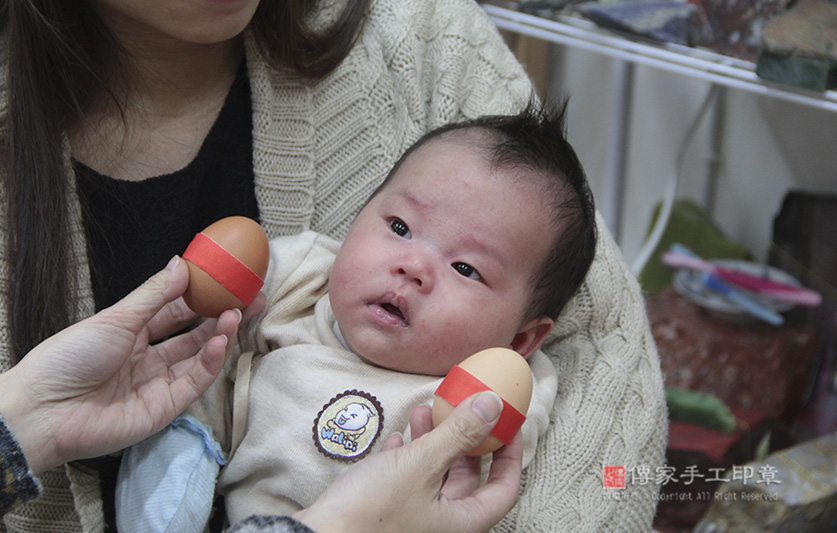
[432,347,533,456]
[182,216,269,317]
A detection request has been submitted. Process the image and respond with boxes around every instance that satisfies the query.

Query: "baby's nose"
[397,254,434,291]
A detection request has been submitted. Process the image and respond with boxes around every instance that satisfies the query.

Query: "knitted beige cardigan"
[0,0,667,531]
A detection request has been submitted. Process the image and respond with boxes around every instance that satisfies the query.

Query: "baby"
[116,98,597,531]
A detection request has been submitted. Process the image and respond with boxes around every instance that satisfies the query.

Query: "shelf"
[483,3,837,113]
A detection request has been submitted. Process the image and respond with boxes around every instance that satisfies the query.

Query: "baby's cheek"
[470,317,519,352]
[430,322,493,361]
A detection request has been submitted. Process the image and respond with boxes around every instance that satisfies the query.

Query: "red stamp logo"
[603,465,627,489]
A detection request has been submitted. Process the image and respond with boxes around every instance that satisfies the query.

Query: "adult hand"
[0,256,264,475]
[293,391,522,533]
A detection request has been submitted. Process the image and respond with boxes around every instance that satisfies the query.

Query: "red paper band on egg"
[183,232,264,305]
[434,365,525,446]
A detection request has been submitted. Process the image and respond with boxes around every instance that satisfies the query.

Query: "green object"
[638,198,752,296]
[757,52,837,92]
[666,386,737,434]
[754,431,772,461]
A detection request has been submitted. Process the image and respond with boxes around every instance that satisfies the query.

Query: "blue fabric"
[116,414,226,533]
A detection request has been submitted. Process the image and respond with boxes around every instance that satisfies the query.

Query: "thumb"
[421,391,503,469]
[102,255,189,329]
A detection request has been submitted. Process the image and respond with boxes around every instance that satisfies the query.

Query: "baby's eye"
[452,262,482,281]
[390,218,411,238]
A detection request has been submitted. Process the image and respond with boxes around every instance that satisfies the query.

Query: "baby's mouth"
[380,303,404,321]
[370,296,409,327]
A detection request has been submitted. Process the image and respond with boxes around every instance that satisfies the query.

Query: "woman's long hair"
[0,0,369,361]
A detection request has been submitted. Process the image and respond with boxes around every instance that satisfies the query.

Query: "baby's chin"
[353,347,448,377]
[337,333,388,370]
[337,325,450,376]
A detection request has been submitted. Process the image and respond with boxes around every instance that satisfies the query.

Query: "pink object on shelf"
[662,251,822,307]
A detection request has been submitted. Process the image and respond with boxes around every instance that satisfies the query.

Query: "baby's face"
[329,139,553,376]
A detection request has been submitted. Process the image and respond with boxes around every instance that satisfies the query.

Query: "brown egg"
[432,347,533,456]
[182,216,269,317]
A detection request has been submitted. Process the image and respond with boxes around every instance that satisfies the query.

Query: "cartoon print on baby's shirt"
[313,390,383,462]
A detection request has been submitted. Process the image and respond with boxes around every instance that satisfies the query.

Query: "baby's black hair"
[373,97,597,321]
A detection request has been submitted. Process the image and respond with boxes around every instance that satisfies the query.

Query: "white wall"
[541,44,837,267]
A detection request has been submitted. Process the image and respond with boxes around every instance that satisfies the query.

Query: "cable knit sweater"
[0,0,667,531]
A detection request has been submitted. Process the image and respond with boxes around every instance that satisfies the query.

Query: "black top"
[75,62,259,311]
[73,62,257,532]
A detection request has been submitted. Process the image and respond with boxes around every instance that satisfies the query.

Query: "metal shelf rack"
[483,3,837,253]
[483,3,837,113]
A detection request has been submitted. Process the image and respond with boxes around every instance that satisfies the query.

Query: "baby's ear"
[509,316,554,360]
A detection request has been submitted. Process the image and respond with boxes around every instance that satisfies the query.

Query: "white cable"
[631,85,720,276]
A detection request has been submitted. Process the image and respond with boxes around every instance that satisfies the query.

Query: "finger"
[156,308,240,368]
[406,403,481,498]
[99,256,191,335]
[148,289,262,344]
[466,431,523,522]
[165,333,230,415]
[440,454,482,500]
[241,292,266,325]
[408,391,503,481]
[484,430,523,489]
[382,432,404,451]
[145,296,200,343]
[409,405,433,440]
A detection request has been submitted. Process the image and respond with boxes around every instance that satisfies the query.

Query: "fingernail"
[165,255,180,272]
[219,334,229,347]
[472,391,503,423]
[234,308,243,324]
